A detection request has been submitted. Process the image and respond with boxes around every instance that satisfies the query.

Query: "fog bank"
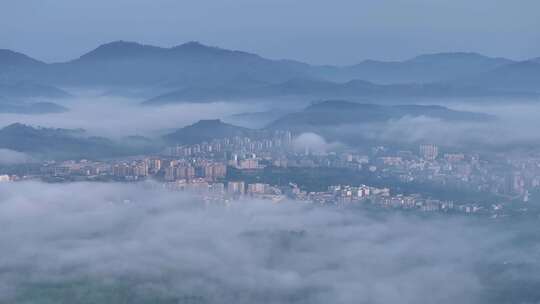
[0,181,538,303]
[0,95,261,138]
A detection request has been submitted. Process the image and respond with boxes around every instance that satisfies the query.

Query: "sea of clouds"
[0,94,261,138]
[3,92,540,150]
[1,181,539,303]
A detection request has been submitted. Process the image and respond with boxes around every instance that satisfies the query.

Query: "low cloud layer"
[3,93,540,150]
[0,94,261,138]
[0,148,33,164]
[0,181,538,303]
[359,115,538,148]
[293,132,344,154]
[310,100,540,149]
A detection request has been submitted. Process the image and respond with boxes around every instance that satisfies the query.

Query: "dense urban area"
[2,129,539,218]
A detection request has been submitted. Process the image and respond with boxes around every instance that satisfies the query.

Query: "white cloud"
[293,132,343,154]
[0,181,537,303]
[0,94,261,138]
[0,149,33,164]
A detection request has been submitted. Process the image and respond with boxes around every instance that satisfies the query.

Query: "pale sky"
[1,0,539,65]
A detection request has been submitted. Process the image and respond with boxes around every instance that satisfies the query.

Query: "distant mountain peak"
[1,123,88,139]
[412,52,483,59]
[1,123,49,135]
[176,41,207,48]
[173,41,224,52]
[100,40,143,47]
[360,59,387,64]
[77,40,163,61]
[186,119,250,130]
[164,119,252,144]
[192,119,225,126]
[415,51,484,57]
[0,49,45,66]
[345,79,375,86]
[171,41,251,57]
[3,122,31,130]
[0,49,36,58]
[2,123,68,132]
[268,101,495,131]
[409,52,511,64]
[308,100,359,109]
[90,40,150,52]
[76,40,257,63]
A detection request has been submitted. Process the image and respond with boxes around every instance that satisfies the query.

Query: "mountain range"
[266,100,495,131]
[314,52,514,84]
[142,78,528,105]
[164,119,256,145]
[163,100,494,144]
[1,41,539,103]
[0,100,499,159]
[0,123,156,159]
[1,41,308,87]
[452,58,540,91]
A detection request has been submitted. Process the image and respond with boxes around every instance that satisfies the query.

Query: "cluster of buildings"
[2,130,539,217]
[162,180,286,203]
[370,145,540,202]
[285,184,486,214]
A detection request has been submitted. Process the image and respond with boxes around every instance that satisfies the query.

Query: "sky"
[1,0,540,65]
